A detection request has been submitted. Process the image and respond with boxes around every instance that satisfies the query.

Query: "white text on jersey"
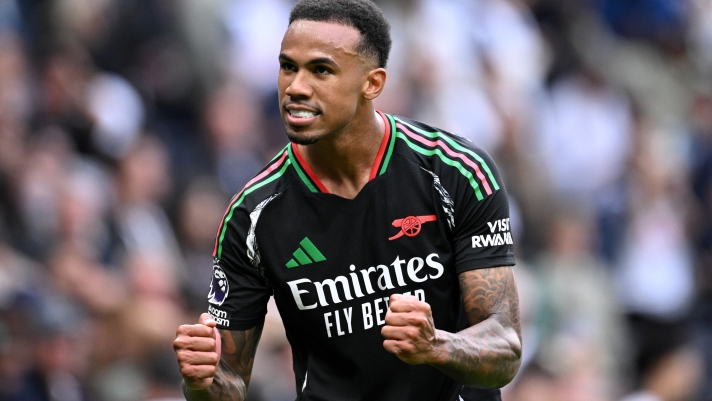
[287,253,444,310]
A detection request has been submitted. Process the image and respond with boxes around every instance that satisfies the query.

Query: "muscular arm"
[182,319,264,401]
[432,266,522,387]
[382,266,521,388]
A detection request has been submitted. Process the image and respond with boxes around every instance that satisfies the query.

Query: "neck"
[296,106,385,199]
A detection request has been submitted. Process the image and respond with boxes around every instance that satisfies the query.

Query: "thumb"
[390,293,404,303]
[199,312,216,328]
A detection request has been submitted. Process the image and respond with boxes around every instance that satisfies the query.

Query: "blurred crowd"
[0,0,710,400]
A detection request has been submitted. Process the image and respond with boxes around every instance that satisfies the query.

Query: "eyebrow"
[279,53,338,67]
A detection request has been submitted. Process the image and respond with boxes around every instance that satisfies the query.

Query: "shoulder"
[212,145,297,258]
[385,114,503,202]
[227,145,298,212]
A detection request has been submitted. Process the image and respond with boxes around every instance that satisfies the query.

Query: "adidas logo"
[286,237,326,268]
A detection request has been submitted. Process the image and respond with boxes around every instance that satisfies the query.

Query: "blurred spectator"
[688,0,712,75]
[527,210,629,401]
[690,91,712,296]
[0,268,92,401]
[397,0,505,151]
[0,33,30,253]
[176,177,228,314]
[615,113,703,400]
[598,0,690,53]
[524,62,635,262]
[618,117,694,322]
[223,0,294,97]
[247,300,297,401]
[19,128,75,260]
[687,90,712,400]
[114,135,180,264]
[86,72,145,161]
[533,66,633,206]
[203,82,266,195]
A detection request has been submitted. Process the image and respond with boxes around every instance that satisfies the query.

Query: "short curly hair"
[289,0,392,68]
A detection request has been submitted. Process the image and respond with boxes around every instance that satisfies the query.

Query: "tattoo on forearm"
[434,267,521,387]
[183,320,264,401]
[460,267,507,322]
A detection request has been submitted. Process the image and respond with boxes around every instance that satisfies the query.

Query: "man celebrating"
[173,0,521,400]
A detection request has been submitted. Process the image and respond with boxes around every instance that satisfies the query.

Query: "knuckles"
[200,352,220,366]
[173,337,188,350]
[173,329,216,352]
[389,296,431,312]
[176,324,213,338]
[386,341,414,356]
[176,324,191,336]
[176,349,219,364]
[178,353,219,375]
[181,364,216,380]
[410,315,430,327]
[404,326,420,340]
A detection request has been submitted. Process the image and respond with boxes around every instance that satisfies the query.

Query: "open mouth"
[288,109,319,119]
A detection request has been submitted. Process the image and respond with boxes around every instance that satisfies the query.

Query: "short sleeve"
[208,200,272,330]
[450,147,515,274]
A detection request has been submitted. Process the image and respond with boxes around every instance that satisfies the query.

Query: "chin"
[286,131,322,145]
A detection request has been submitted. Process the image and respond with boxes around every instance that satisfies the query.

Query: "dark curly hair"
[289,0,392,68]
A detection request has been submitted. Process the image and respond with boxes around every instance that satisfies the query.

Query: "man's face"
[278,20,373,144]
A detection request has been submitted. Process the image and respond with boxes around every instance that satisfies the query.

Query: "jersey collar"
[289,111,396,194]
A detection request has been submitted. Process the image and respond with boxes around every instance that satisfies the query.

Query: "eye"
[280,62,297,72]
[315,65,332,75]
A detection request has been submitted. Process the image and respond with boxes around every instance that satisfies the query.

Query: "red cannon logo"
[389,215,437,241]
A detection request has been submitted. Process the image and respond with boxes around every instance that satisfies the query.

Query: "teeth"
[289,110,317,118]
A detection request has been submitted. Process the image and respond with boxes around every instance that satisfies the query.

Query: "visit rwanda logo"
[286,237,326,268]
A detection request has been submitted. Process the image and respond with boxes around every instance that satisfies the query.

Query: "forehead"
[281,20,362,60]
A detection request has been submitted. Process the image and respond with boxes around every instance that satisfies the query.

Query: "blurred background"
[0,0,710,400]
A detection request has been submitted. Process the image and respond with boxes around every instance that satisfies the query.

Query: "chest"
[252,173,461,341]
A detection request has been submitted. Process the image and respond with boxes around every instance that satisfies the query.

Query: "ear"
[362,68,387,101]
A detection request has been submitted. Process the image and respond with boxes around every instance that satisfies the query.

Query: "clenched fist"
[381,294,442,365]
[174,313,222,390]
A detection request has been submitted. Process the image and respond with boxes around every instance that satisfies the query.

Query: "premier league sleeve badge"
[208,260,229,306]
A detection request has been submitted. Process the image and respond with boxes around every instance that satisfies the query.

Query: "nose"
[285,70,312,99]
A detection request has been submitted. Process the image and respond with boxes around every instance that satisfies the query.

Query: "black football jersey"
[207,112,515,401]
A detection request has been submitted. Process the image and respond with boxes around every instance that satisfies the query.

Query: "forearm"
[429,317,521,388]
[425,266,523,387]
[182,367,248,401]
[382,267,522,386]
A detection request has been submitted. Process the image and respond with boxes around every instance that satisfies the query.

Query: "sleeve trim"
[455,255,516,274]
